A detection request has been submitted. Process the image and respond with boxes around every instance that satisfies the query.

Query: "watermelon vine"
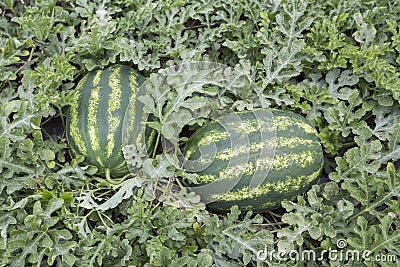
[0,0,399,266]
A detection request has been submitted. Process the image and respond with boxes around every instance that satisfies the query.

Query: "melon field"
[0,0,399,266]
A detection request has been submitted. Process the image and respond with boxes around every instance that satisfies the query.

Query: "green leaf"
[197,251,213,266]
[38,148,55,161]
[353,13,377,46]
[380,124,400,164]
[0,213,17,250]
[347,216,376,251]
[371,106,400,140]
[280,187,338,246]
[371,215,400,254]
[46,229,76,266]
[277,213,311,252]
[143,155,177,180]
[81,178,143,211]
[324,90,367,137]
[54,156,97,188]
[325,68,359,100]
[329,140,382,182]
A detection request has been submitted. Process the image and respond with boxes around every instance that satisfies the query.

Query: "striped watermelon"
[66,65,155,178]
[183,109,324,212]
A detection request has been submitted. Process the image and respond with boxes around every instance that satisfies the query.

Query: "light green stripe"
[307,162,323,183]
[197,174,217,183]
[184,148,195,159]
[106,67,122,157]
[274,116,317,135]
[198,162,254,183]
[92,69,101,85]
[127,72,140,144]
[87,70,102,164]
[297,121,317,135]
[146,128,157,152]
[69,75,89,156]
[116,160,127,169]
[200,150,320,183]
[215,137,317,161]
[255,150,320,171]
[69,91,86,155]
[191,112,317,152]
[210,167,322,202]
[197,130,230,146]
[260,201,281,209]
[225,120,265,135]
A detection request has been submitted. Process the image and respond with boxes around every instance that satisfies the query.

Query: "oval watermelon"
[183,109,324,212]
[66,65,155,178]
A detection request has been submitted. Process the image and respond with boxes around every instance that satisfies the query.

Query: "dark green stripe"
[95,66,111,167]
[78,69,98,166]
[109,66,133,165]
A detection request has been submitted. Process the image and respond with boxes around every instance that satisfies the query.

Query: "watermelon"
[66,65,156,178]
[183,109,324,212]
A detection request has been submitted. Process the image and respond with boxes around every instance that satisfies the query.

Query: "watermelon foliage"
[0,0,399,266]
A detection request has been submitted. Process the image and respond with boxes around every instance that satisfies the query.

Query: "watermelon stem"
[175,177,184,188]
[105,168,122,185]
[96,210,113,227]
[265,210,283,229]
[342,141,356,148]
[58,106,66,128]
[105,168,112,183]
[40,127,54,141]
[348,210,366,221]
[121,173,133,180]
[104,168,132,185]
[149,200,161,214]
[268,210,283,219]
[152,131,161,158]
[95,189,115,198]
